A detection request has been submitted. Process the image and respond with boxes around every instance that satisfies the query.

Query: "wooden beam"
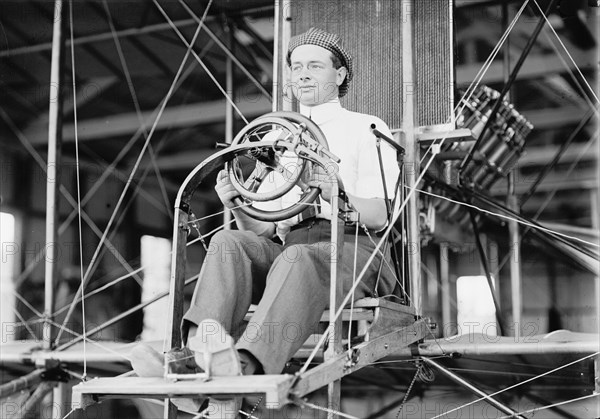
[518,143,598,166]
[25,77,118,132]
[521,106,596,130]
[25,96,272,144]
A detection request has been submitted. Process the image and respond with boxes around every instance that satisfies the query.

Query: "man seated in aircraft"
[130,27,401,416]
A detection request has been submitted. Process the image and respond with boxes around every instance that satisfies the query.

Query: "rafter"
[25,97,271,144]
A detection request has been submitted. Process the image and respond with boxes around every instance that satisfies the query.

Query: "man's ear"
[336,66,348,86]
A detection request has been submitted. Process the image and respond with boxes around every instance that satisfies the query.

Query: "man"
[130,27,400,417]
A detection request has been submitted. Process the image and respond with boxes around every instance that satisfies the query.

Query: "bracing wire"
[417,186,599,249]
[0,107,143,291]
[102,0,174,221]
[12,307,39,342]
[54,6,209,346]
[68,0,87,379]
[152,0,249,124]
[497,393,600,419]
[532,0,599,105]
[419,0,530,164]
[430,351,600,419]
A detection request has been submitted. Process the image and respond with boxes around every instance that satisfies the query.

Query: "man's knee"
[207,230,245,262]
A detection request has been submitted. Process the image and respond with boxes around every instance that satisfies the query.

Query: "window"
[456,275,498,336]
[1,212,17,342]
[140,235,171,341]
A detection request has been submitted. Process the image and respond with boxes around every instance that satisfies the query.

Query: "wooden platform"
[72,375,295,409]
[71,299,424,413]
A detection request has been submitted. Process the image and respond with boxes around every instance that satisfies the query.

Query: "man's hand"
[215,169,240,209]
[307,164,337,202]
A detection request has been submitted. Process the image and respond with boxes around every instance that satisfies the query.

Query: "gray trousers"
[182,220,395,374]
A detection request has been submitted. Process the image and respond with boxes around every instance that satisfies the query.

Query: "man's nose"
[299,68,312,80]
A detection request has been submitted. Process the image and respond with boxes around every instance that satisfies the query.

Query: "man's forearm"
[231,208,276,237]
[346,195,388,230]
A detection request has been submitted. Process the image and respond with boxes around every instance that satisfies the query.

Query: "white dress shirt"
[256,99,401,241]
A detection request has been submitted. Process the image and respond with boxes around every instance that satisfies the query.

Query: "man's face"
[289,44,347,107]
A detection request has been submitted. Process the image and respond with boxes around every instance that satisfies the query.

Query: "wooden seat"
[245,297,416,343]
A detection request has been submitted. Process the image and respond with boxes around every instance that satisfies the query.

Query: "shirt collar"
[299,98,343,124]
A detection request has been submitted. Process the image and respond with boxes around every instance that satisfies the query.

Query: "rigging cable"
[69,0,87,379]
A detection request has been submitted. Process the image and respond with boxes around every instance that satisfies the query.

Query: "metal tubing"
[440,243,452,336]
[459,0,560,176]
[508,192,522,335]
[503,0,523,336]
[402,0,421,315]
[326,183,343,418]
[43,0,65,352]
[422,357,526,418]
[224,23,234,229]
[413,338,599,356]
[273,0,293,112]
[373,137,403,285]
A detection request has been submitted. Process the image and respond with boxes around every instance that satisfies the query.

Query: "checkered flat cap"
[286,27,353,98]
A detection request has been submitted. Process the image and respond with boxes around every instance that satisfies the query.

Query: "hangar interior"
[0,0,598,418]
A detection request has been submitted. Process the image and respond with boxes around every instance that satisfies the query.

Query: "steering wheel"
[227,111,331,222]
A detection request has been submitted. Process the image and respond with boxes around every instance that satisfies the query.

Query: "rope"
[68,0,87,379]
[430,351,599,419]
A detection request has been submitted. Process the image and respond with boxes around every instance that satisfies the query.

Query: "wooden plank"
[289,319,430,399]
[72,375,294,410]
[245,306,375,322]
[245,298,416,323]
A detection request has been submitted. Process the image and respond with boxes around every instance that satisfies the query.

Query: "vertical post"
[440,243,451,336]
[224,22,234,229]
[325,183,343,417]
[44,0,65,351]
[45,2,65,417]
[164,208,189,419]
[273,0,292,112]
[502,2,522,337]
[590,188,599,398]
[402,0,421,315]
